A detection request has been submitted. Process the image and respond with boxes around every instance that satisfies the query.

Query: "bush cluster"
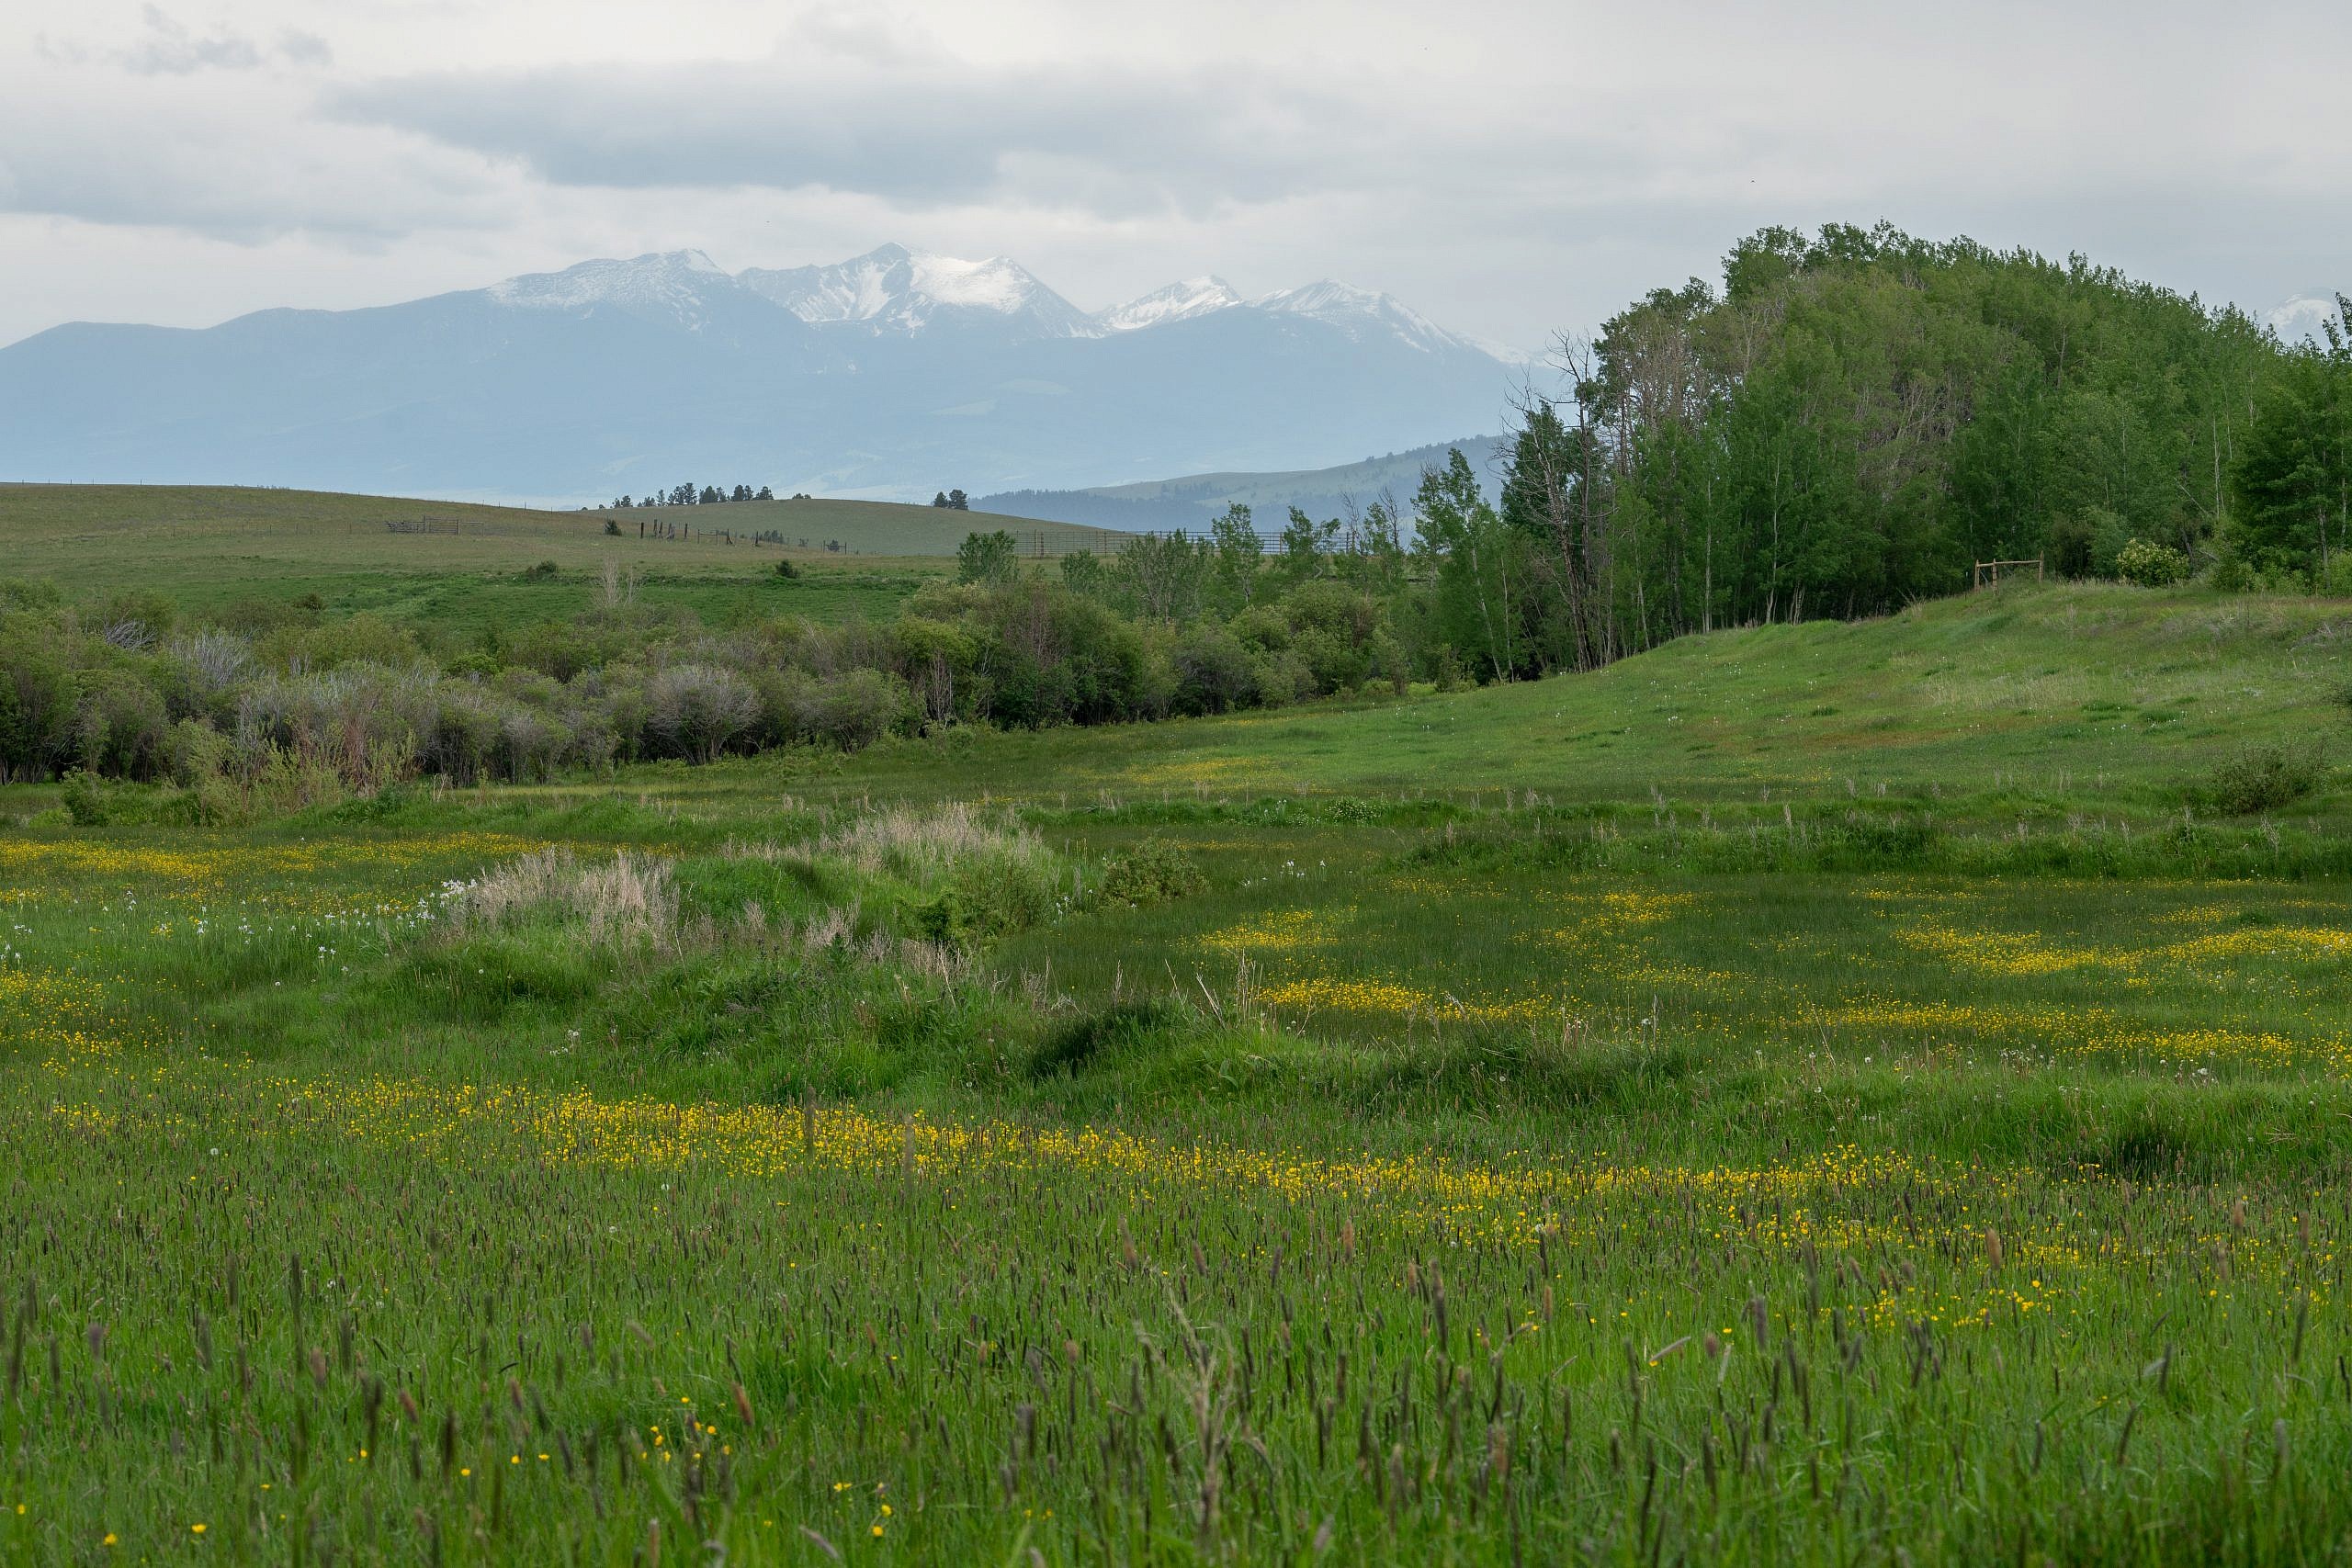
[0,554,1419,802]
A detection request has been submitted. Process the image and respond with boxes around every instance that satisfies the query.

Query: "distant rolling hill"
[0,483,1104,628]
[978,436,1506,536]
[0,245,1517,507]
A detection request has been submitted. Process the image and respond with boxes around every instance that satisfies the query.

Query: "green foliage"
[1026,999,1186,1077]
[1097,838,1207,906]
[1541,222,2284,654]
[2117,535,2192,586]
[2206,741,2325,815]
[2228,336,2352,576]
[955,528,1020,584]
[59,768,119,826]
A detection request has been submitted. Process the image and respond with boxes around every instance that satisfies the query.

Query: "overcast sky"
[3,0,2346,351]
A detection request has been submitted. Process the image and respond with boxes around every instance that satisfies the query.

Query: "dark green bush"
[2206,741,2324,815]
[60,769,119,826]
[1099,839,1207,906]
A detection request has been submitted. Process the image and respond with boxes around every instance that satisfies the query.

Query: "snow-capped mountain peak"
[484,251,732,318]
[1250,280,1465,355]
[469,244,1501,362]
[739,244,1092,338]
[1094,276,1243,333]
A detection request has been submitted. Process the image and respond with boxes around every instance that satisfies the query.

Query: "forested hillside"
[1443,222,2349,677]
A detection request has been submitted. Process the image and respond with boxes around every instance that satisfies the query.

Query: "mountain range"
[0,244,1517,505]
[978,437,1506,536]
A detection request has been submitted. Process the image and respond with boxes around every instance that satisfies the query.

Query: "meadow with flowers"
[2,581,2349,1562]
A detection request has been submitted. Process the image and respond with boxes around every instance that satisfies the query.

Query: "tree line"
[1442,222,2348,678]
[606,484,788,508]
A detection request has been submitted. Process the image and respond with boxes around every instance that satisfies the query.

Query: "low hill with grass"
[801,581,2352,822]
[0,482,1094,629]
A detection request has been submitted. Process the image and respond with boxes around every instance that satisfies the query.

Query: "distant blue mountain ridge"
[978,436,1507,537]
[0,244,1520,506]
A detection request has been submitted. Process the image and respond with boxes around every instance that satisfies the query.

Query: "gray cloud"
[327,57,1442,218]
[36,6,334,75]
[117,6,265,73]
[277,30,334,67]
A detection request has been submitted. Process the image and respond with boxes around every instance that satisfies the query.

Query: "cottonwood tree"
[1209,504,1262,608]
[956,530,1021,585]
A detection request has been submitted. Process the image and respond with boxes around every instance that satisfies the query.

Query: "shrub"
[644,663,757,763]
[1099,839,1207,906]
[2206,741,2325,815]
[1170,625,1258,715]
[775,558,801,580]
[2116,537,2190,587]
[821,804,1069,943]
[165,718,245,825]
[1432,646,1469,693]
[60,769,119,826]
[808,668,910,750]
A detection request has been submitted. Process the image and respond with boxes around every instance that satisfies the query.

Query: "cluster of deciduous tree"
[1430,223,2350,680]
[0,522,1429,794]
[607,483,776,508]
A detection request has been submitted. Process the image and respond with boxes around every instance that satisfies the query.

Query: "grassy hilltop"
[0,483,1102,631]
[3,577,2350,1562]
[750,581,2352,812]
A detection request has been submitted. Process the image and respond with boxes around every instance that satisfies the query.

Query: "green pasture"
[0,484,1103,629]
[673,582,2349,822]
[1,579,2349,1562]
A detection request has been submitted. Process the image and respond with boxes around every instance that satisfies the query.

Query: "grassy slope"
[0,483,1101,628]
[738,581,2352,820]
[601,497,1132,558]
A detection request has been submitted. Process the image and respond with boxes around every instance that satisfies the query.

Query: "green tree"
[1277,507,1331,584]
[2231,341,2351,578]
[0,625,77,784]
[956,530,1021,585]
[1113,531,1208,622]
[1058,550,1107,598]
[1208,504,1263,608]
[1414,448,1523,682]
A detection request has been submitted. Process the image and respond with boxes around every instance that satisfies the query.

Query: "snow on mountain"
[739,243,1094,338]
[474,246,1487,360]
[0,241,1519,504]
[1093,276,1243,333]
[2265,291,2346,345]
[1250,280,1470,355]
[484,250,738,326]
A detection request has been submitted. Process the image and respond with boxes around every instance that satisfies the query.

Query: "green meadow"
[0,485,1104,632]
[3,578,2350,1563]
